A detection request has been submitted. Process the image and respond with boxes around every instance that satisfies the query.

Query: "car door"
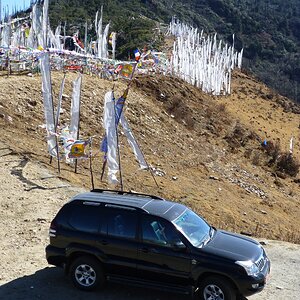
[136,214,191,286]
[97,205,139,278]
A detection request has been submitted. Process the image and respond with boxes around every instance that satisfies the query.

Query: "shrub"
[206,103,227,118]
[244,148,252,159]
[215,103,227,113]
[225,122,250,149]
[167,96,195,129]
[276,153,300,177]
[205,106,214,119]
[264,140,281,163]
[252,151,261,166]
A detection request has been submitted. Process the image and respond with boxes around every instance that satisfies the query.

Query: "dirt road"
[0,151,299,299]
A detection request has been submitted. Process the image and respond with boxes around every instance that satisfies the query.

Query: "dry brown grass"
[1,71,300,245]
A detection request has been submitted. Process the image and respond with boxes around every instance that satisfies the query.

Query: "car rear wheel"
[70,256,105,291]
[198,276,236,300]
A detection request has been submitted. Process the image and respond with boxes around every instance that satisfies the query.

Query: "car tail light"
[49,220,57,238]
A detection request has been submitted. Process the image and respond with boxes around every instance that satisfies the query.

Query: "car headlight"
[236,260,260,276]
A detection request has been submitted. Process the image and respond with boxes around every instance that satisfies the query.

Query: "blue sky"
[1,0,31,19]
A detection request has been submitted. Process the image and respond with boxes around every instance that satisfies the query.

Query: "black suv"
[46,189,270,300]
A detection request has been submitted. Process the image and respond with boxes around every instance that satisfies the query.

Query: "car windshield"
[173,209,211,248]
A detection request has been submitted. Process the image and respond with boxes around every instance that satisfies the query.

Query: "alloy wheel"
[74,264,97,287]
[203,284,225,300]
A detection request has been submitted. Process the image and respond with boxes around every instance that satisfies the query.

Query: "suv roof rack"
[90,188,165,201]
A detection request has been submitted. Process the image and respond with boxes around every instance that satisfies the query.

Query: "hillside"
[0,70,300,244]
[45,0,300,103]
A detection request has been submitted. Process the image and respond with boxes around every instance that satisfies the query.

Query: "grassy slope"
[0,69,300,243]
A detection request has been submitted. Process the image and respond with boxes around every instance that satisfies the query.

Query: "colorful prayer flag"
[114,64,123,74]
[120,64,133,78]
[69,140,89,159]
[134,49,141,61]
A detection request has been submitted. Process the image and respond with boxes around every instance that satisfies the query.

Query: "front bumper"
[237,257,271,297]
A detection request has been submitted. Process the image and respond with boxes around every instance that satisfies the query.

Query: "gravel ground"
[0,152,299,300]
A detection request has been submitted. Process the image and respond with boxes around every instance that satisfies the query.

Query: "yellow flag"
[120,64,133,78]
[25,28,30,38]
[69,141,88,159]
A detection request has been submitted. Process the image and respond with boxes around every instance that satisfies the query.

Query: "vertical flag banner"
[102,91,119,184]
[55,74,66,128]
[42,0,49,48]
[70,74,82,140]
[119,113,148,170]
[40,52,57,157]
[290,137,294,154]
[101,90,127,154]
[101,86,148,184]
[109,32,117,60]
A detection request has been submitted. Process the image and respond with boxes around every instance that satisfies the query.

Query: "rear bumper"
[45,244,66,267]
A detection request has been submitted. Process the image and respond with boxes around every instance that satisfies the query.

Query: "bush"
[263,140,281,164]
[244,148,252,159]
[225,122,256,149]
[252,151,261,166]
[167,96,195,129]
[276,153,300,177]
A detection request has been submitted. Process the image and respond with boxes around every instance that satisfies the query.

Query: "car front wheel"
[198,276,236,300]
[69,256,105,291]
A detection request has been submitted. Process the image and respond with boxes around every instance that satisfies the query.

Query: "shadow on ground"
[0,267,190,300]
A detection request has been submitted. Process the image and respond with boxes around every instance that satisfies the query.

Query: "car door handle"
[139,247,158,253]
[139,247,149,253]
[98,240,109,245]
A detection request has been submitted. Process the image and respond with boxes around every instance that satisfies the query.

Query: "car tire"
[198,275,236,300]
[69,256,105,291]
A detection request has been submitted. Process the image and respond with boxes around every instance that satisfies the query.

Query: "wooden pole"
[89,138,95,190]
[100,157,107,181]
[148,165,159,188]
[55,136,61,173]
[18,45,20,74]
[75,73,82,174]
[112,90,123,191]
[6,51,10,77]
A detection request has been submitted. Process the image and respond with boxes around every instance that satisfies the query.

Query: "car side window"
[141,216,182,247]
[68,202,102,234]
[105,209,137,239]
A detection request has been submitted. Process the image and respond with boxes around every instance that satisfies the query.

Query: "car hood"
[200,230,262,262]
